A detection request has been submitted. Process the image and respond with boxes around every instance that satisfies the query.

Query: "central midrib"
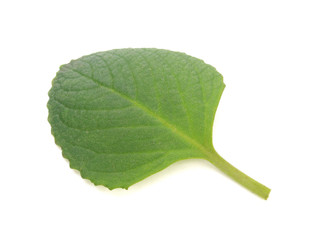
[67,66,216,159]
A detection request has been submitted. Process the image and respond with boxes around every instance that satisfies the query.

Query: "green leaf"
[48,48,270,199]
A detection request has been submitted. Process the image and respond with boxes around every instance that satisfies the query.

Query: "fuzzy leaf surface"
[48,48,224,189]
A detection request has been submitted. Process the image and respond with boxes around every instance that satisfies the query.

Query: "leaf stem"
[207,150,271,200]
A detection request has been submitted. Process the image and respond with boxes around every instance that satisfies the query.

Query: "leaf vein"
[62,63,214,156]
[52,98,132,112]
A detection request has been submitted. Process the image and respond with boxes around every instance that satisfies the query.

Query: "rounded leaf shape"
[48,48,224,189]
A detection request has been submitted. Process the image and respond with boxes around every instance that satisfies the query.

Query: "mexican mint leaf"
[48,48,270,199]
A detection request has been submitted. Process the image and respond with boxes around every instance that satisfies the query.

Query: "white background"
[1,0,330,239]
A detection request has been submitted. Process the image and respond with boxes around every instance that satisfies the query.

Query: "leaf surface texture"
[48,48,224,189]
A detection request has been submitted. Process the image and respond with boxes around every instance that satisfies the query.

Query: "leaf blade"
[48,48,223,189]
